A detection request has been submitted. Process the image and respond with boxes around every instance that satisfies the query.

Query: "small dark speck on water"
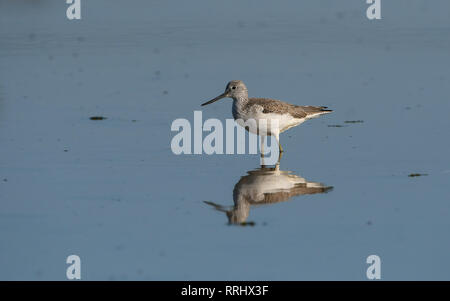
[3,178,7,182]
[408,173,428,177]
[238,221,255,227]
[366,220,373,226]
[90,116,107,120]
[344,120,364,124]
[63,149,69,152]
[328,124,345,128]
[132,120,137,122]
[163,90,169,95]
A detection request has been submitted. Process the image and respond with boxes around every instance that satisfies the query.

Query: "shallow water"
[0,0,449,280]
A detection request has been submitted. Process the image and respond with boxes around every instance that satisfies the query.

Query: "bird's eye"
[232,86,236,90]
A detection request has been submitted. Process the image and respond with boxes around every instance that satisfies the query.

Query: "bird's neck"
[232,95,249,119]
[232,95,249,106]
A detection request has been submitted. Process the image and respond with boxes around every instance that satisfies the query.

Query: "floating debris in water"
[90,116,107,120]
[2,178,7,182]
[131,120,137,123]
[238,221,255,227]
[408,173,428,177]
[328,124,345,128]
[344,120,364,124]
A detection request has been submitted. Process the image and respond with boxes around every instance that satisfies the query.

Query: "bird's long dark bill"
[201,92,228,106]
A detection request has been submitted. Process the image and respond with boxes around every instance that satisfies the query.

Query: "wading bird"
[202,80,332,153]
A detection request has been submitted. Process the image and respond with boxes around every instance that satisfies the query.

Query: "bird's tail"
[318,106,333,113]
[303,106,333,118]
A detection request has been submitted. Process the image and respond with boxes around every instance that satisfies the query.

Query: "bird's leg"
[277,150,283,165]
[260,135,266,167]
[274,133,284,153]
[260,135,265,158]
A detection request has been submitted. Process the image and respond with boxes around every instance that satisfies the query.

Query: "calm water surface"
[0,0,449,280]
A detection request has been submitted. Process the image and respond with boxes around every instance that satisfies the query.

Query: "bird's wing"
[298,105,333,117]
[248,98,308,119]
[248,98,333,119]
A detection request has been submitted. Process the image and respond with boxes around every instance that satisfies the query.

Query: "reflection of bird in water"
[205,163,333,226]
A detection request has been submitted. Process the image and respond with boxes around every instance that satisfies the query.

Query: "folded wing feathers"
[249,98,332,119]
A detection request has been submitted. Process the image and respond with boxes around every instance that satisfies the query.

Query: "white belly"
[235,111,304,135]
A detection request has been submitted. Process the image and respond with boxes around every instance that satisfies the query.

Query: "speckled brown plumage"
[245,97,332,119]
[202,80,333,153]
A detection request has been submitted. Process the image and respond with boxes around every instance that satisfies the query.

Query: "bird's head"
[201,80,248,106]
